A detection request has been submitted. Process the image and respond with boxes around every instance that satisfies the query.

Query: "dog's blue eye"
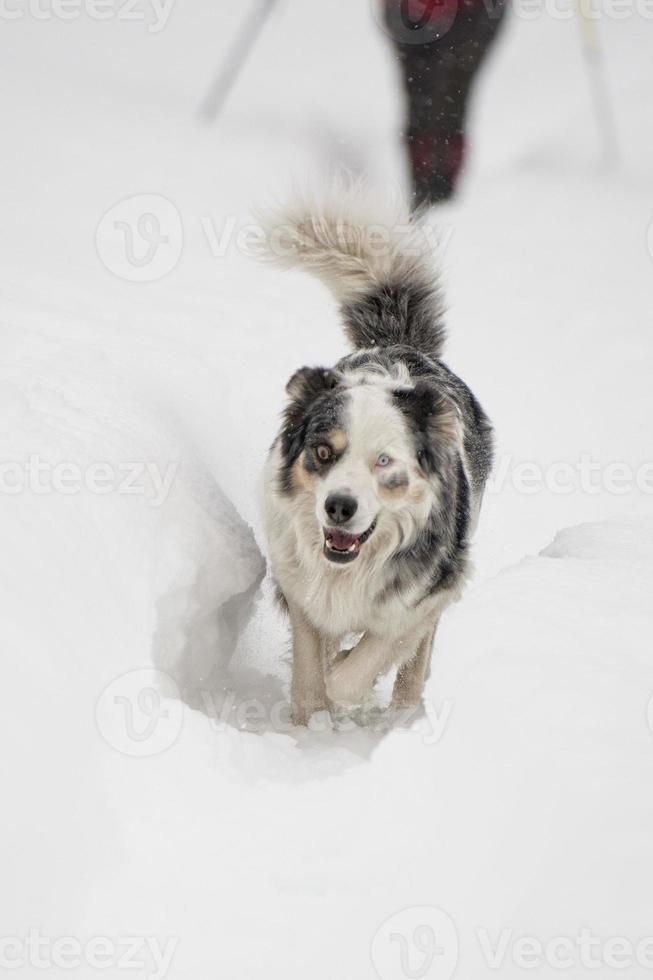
[376,454,391,468]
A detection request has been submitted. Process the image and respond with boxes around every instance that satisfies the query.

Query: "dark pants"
[384,0,507,206]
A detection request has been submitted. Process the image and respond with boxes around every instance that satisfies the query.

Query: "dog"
[260,188,493,726]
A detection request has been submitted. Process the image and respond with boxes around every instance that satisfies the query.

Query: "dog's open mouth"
[322,520,377,564]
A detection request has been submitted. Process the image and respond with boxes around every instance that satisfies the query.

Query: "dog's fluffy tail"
[256,183,446,360]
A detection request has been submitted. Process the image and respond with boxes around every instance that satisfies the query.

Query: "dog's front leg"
[288,601,327,726]
[392,620,438,709]
[326,631,396,707]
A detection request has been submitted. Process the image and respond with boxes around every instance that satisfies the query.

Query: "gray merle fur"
[342,281,446,360]
[278,287,493,607]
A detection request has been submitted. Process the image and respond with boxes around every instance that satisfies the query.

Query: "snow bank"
[6,497,653,978]
[0,324,265,949]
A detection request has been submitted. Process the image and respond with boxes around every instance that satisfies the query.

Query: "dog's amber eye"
[316,444,332,462]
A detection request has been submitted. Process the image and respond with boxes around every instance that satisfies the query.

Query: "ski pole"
[200,0,280,122]
[575,0,619,169]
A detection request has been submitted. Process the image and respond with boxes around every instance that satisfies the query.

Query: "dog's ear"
[394,381,460,474]
[281,366,339,464]
[285,366,338,401]
[393,382,435,425]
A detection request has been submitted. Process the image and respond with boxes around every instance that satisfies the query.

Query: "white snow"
[1,1,652,978]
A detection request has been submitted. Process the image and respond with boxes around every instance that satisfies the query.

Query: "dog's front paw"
[291,698,328,728]
[326,662,366,708]
[290,704,310,727]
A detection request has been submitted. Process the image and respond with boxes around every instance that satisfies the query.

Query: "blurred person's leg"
[384,0,507,207]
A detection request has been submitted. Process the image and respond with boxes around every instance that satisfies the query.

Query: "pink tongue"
[329,528,358,550]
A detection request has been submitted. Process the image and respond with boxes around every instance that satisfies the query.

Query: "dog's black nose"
[325,493,358,525]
